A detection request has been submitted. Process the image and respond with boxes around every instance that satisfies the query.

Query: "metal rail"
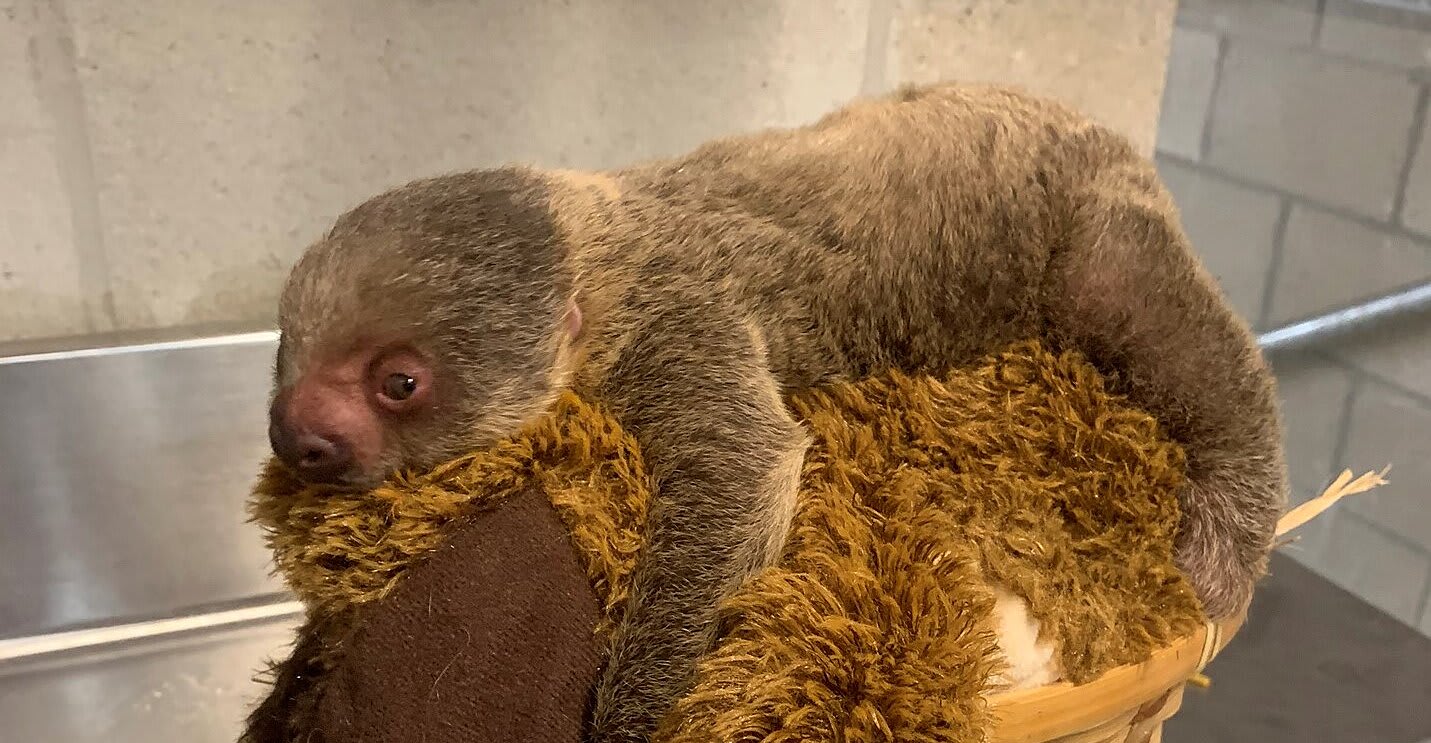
[1256,280,1431,354]
[0,601,303,663]
[3,282,1427,368]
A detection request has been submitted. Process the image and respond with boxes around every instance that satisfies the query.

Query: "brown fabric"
[247,342,1207,743]
[243,615,335,743]
[317,487,602,743]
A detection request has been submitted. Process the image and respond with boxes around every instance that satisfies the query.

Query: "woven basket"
[986,615,1242,743]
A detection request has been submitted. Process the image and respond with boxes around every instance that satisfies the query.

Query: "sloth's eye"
[381,373,418,401]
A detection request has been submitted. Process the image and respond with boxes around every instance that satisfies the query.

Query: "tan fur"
[272,82,1286,742]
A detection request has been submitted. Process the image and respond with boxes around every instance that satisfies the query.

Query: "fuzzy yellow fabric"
[250,341,1204,742]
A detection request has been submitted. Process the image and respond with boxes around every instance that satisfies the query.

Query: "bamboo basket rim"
[983,468,1388,743]
[986,613,1242,743]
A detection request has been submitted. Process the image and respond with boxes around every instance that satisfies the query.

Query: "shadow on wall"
[9,1,1181,347]
[0,289,99,341]
[76,2,851,339]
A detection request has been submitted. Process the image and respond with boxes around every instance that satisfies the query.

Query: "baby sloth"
[268,84,1286,742]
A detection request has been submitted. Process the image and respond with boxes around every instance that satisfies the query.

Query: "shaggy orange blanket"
[247,341,1204,742]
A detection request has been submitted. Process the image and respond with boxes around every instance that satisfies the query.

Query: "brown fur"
[245,343,1205,743]
[272,82,1286,741]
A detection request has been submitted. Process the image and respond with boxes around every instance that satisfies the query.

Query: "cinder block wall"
[1154,0,1431,634]
[1,0,1176,344]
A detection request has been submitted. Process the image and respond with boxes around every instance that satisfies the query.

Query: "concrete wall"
[0,0,1176,344]
[1154,0,1431,634]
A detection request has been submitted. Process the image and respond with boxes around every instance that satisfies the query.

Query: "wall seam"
[1157,152,1431,249]
[28,0,115,334]
[1197,31,1230,161]
[1257,198,1295,331]
[859,0,895,95]
[1391,83,1430,226]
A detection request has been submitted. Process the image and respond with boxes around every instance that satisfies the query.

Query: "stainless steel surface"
[3,279,1427,640]
[0,334,285,639]
[0,616,300,743]
[1256,280,1431,354]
